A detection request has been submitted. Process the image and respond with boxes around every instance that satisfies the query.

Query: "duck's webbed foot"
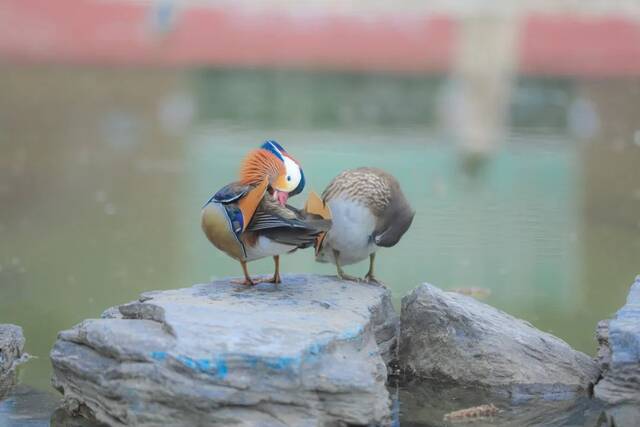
[255,274,282,284]
[364,253,384,286]
[337,271,361,282]
[232,261,257,286]
[231,278,256,286]
[333,250,360,282]
[363,273,384,286]
[255,256,282,284]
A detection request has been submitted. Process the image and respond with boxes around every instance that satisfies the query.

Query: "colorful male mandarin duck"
[309,167,414,284]
[202,141,330,286]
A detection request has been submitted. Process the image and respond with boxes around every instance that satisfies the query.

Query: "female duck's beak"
[273,190,289,206]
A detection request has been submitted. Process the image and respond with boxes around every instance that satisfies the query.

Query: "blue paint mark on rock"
[151,351,167,361]
[196,359,211,373]
[150,324,370,383]
[216,358,228,379]
[177,355,197,370]
[266,356,296,371]
[174,355,227,378]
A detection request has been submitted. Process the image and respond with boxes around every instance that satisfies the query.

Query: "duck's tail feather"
[303,191,332,255]
[260,219,331,248]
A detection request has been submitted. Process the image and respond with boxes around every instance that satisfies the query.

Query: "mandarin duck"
[202,141,330,286]
[307,167,414,284]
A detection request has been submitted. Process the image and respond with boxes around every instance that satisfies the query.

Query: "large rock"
[399,283,599,397]
[0,324,26,400]
[594,276,640,404]
[50,274,398,426]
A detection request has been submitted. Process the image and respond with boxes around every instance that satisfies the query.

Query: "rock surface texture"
[0,324,26,400]
[50,275,398,426]
[594,276,640,404]
[399,283,599,397]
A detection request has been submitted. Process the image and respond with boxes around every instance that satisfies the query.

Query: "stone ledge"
[50,274,398,426]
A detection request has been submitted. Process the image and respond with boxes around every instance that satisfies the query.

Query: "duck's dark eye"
[287,176,291,181]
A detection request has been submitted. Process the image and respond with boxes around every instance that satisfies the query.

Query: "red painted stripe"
[0,0,454,72]
[519,14,640,77]
[1,1,640,77]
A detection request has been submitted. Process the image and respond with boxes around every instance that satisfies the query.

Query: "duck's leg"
[272,255,282,284]
[333,249,359,282]
[231,261,256,286]
[364,252,383,285]
[256,255,282,284]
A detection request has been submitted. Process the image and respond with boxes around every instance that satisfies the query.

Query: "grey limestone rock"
[0,324,26,400]
[594,276,640,404]
[50,274,399,426]
[399,283,599,397]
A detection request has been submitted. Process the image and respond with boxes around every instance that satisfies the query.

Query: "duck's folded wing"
[260,227,328,248]
[246,210,318,231]
[210,182,251,204]
[247,207,331,248]
[205,178,269,234]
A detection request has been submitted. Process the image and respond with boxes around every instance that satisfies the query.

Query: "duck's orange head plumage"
[239,140,305,206]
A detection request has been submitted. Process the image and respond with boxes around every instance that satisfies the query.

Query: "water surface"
[0,66,639,423]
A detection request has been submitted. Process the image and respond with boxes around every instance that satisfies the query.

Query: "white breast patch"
[318,198,377,266]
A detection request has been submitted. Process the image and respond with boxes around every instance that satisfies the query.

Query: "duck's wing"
[210,182,251,204]
[259,226,328,248]
[204,177,269,233]
[247,197,331,248]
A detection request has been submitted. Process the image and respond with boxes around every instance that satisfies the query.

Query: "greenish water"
[1,67,639,423]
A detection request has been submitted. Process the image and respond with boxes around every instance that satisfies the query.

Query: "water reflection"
[0,66,639,421]
[0,371,17,402]
[395,381,640,427]
[0,385,59,427]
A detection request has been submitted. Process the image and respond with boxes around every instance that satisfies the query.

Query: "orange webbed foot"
[255,274,282,284]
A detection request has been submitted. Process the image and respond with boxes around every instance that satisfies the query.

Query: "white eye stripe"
[282,156,301,192]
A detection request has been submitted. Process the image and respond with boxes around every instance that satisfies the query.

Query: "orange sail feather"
[239,149,284,185]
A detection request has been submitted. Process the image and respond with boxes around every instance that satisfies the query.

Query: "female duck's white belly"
[320,198,377,266]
